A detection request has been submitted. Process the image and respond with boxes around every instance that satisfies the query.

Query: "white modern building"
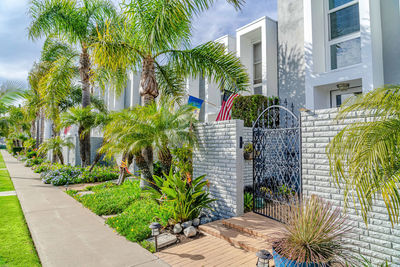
[92,0,400,119]
[59,0,400,165]
[302,0,400,109]
[188,16,278,122]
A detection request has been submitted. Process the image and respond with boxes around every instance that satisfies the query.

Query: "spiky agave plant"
[273,196,353,266]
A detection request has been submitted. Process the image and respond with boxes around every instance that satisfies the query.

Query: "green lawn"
[0,153,6,168]
[0,170,14,192]
[0,151,13,192]
[0,196,41,267]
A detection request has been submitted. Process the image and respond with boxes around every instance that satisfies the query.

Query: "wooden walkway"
[156,235,257,267]
[157,212,284,266]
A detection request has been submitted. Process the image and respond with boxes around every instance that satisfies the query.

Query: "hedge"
[231,95,279,127]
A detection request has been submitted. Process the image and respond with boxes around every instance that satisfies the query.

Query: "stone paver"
[0,190,16,196]
[2,151,169,267]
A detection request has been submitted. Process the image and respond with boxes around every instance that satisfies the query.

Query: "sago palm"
[39,136,74,164]
[60,106,107,166]
[327,85,400,225]
[101,100,197,184]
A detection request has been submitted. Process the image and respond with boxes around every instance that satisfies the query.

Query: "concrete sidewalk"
[2,151,169,267]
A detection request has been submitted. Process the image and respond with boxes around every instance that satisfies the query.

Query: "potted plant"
[244,143,254,160]
[272,196,353,266]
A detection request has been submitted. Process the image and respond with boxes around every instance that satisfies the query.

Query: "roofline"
[235,16,277,32]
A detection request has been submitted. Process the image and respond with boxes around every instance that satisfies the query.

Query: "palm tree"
[92,0,249,175]
[327,85,400,225]
[27,63,46,147]
[101,100,197,185]
[60,106,107,167]
[39,136,74,164]
[28,0,117,166]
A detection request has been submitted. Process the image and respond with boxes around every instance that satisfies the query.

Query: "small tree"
[38,136,74,164]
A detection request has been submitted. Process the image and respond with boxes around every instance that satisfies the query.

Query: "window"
[327,0,360,70]
[254,86,262,95]
[253,42,262,85]
[330,38,361,69]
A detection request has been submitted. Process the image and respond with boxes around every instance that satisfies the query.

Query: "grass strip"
[0,195,41,267]
[0,169,14,192]
[0,152,5,168]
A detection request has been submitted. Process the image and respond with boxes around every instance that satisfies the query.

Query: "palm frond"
[327,86,400,225]
[165,41,250,93]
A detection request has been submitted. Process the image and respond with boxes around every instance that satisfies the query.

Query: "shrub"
[39,164,118,186]
[244,192,253,212]
[148,170,216,223]
[71,180,142,215]
[273,196,352,265]
[79,167,119,183]
[26,150,37,159]
[231,95,279,127]
[106,197,168,242]
[171,145,193,176]
[33,162,51,173]
[24,157,44,167]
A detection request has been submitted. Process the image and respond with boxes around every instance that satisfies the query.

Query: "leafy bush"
[24,157,44,167]
[70,180,142,215]
[41,167,81,186]
[231,95,279,127]
[26,150,37,159]
[273,196,352,265]
[33,162,51,173]
[39,164,118,186]
[171,145,193,176]
[80,167,119,183]
[244,192,253,212]
[106,196,169,242]
[148,170,216,223]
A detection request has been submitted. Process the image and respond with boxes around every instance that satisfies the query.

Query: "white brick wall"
[193,120,244,219]
[301,108,400,265]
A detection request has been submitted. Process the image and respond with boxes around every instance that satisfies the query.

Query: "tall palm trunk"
[158,146,172,174]
[79,45,91,166]
[36,113,40,149]
[31,119,36,140]
[138,57,159,187]
[40,111,45,145]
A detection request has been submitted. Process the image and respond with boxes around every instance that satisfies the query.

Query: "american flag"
[216,91,239,121]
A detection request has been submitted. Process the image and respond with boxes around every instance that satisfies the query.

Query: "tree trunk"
[140,57,158,105]
[40,111,45,145]
[36,114,40,149]
[138,57,158,185]
[58,150,64,165]
[117,152,134,185]
[88,139,106,172]
[79,45,92,167]
[31,119,36,140]
[51,123,58,163]
[158,146,172,175]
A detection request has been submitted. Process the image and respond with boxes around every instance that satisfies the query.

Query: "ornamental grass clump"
[273,196,353,266]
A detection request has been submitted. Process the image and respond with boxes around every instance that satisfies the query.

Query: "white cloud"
[0,0,277,84]
[191,0,277,45]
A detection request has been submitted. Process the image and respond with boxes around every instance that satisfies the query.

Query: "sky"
[0,0,277,86]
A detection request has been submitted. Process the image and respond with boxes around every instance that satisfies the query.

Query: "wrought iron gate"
[252,104,301,223]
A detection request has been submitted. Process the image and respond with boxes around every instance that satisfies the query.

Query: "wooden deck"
[156,212,285,267]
